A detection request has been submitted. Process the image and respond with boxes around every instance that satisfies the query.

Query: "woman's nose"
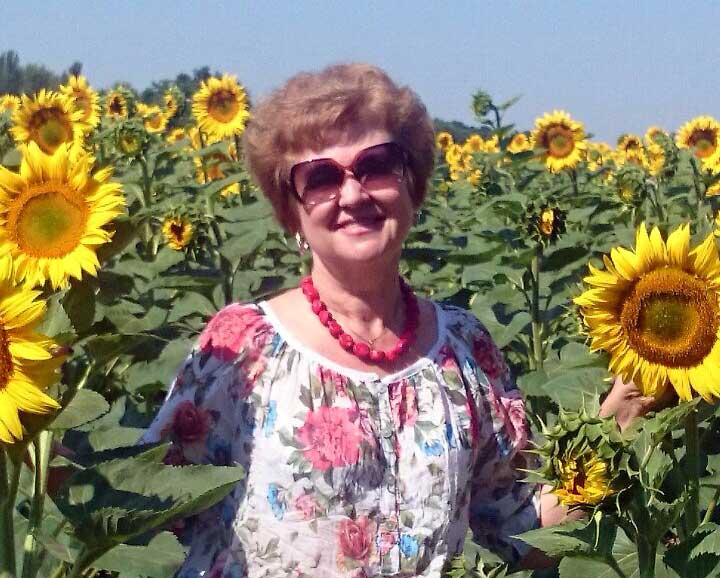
[336,172,371,207]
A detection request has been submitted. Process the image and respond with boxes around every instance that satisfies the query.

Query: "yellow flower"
[11,90,84,155]
[467,169,482,186]
[615,134,648,168]
[553,451,615,507]
[0,143,125,289]
[435,131,453,150]
[0,259,65,443]
[59,75,100,131]
[192,74,250,141]
[575,223,720,401]
[195,142,240,197]
[482,134,499,153]
[104,90,128,119]
[531,110,587,173]
[644,126,667,150]
[142,105,168,133]
[585,142,612,173]
[444,143,463,167]
[677,116,720,168]
[463,134,485,154]
[166,128,187,145]
[0,95,20,115]
[507,133,531,154]
[162,216,193,250]
[164,89,179,118]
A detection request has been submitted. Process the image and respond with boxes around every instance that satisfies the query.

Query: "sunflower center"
[170,223,185,241]
[30,109,73,154]
[207,90,239,123]
[544,125,574,158]
[620,268,719,366]
[109,97,123,115]
[690,130,717,158]
[207,153,228,180]
[147,114,164,130]
[0,327,13,390]
[11,187,88,258]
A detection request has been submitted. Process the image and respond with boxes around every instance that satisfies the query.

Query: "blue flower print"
[266,483,285,520]
[421,439,443,456]
[263,400,277,437]
[445,423,457,449]
[400,534,419,557]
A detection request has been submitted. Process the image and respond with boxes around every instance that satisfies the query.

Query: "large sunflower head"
[59,75,100,131]
[104,89,129,119]
[10,90,84,155]
[0,95,20,115]
[553,450,616,507]
[0,143,125,290]
[676,116,720,165]
[575,223,720,402]
[162,215,193,250]
[0,267,65,443]
[530,110,587,173]
[192,74,250,140]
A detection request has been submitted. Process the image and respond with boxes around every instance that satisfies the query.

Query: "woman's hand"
[599,375,657,431]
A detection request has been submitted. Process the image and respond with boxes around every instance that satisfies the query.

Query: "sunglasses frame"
[288,141,409,207]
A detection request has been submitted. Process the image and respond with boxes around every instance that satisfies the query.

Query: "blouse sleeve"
[464,317,540,565]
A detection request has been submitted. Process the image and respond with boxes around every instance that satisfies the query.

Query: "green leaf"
[63,280,97,334]
[50,389,110,430]
[123,338,193,393]
[690,523,720,559]
[167,292,217,322]
[93,531,185,578]
[514,519,614,559]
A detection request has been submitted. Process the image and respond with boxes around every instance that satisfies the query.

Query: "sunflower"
[644,126,667,150]
[0,262,65,443]
[0,143,125,290]
[585,142,612,173]
[615,134,647,168]
[10,90,84,155]
[142,105,168,133]
[59,75,100,131]
[553,450,615,507]
[507,133,531,154]
[104,90,128,119]
[162,216,193,250]
[164,88,180,118]
[195,142,240,197]
[575,223,720,401]
[166,127,187,145]
[463,134,484,154]
[531,110,587,173]
[0,95,20,115]
[677,116,720,166]
[435,131,453,150]
[192,74,250,140]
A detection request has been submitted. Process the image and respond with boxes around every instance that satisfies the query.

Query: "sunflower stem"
[21,430,53,578]
[66,545,110,578]
[684,409,701,535]
[531,242,544,370]
[0,447,21,576]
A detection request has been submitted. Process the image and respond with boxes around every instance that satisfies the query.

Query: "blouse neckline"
[257,299,448,385]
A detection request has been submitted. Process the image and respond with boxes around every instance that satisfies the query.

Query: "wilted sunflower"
[677,116,720,166]
[162,216,193,250]
[0,94,20,114]
[507,133,532,154]
[104,90,128,119]
[0,143,125,289]
[528,204,566,243]
[59,75,100,131]
[142,105,168,133]
[0,259,66,443]
[435,131,453,150]
[531,110,587,173]
[11,90,84,155]
[575,223,720,401]
[553,450,615,507]
[195,143,240,197]
[192,74,250,140]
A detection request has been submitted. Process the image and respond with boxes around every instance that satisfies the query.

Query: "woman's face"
[290,128,415,270]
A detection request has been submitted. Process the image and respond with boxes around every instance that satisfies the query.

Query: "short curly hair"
[242,63,435,233]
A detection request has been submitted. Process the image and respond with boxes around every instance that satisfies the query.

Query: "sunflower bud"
[526,203,566,244]
[114,120,149,157]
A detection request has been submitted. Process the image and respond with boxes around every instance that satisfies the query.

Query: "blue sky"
[6,0,720,141]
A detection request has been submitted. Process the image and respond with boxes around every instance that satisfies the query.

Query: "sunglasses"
[288,141,408,207]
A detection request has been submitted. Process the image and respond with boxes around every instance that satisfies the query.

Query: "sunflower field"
[0,74,720,578]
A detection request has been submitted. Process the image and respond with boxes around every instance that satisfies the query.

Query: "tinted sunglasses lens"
[355,144,405,186]
[295,161,344,203]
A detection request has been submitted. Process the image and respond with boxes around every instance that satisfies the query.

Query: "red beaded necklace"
[300,276,419,363]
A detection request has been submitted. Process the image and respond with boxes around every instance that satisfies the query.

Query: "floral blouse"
[141,301,539,578]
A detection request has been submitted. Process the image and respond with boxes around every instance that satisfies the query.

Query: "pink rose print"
[438,345,458,371]
[337,516,373,562]
[296,406,363,471]
[499,389,528,449]
[388,380,418,430]
[293,493,319,520]
[317,366,349,397]
[162,400,211,444]
[378,529,396,555]
[199,304,266,361]
[163,445,190,466]
[472,332,509,381]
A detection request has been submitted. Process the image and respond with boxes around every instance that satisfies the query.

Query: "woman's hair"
[243,63,435,233]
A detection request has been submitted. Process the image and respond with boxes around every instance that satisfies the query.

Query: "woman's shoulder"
[197,301,275,363]
[433,301,490,340]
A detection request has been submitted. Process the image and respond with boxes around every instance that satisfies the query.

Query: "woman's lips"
[335,216,385,233]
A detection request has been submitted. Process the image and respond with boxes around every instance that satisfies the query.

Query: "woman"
[142,63,653,578]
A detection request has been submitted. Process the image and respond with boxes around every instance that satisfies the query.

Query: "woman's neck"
[309,259,404,342]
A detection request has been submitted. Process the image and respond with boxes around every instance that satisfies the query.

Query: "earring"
[295,232,310,255]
